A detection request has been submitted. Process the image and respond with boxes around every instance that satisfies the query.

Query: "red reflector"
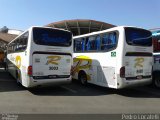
[28,66,32,76]
[120,66,125,78]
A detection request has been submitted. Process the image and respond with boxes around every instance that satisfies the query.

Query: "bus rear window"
[125,27,152,46]
[33,28,72,46]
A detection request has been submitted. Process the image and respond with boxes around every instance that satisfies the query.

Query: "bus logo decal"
[72,56,92,80]
[134,58,144,68]
[46,56,61,65]
[15,56,21,69]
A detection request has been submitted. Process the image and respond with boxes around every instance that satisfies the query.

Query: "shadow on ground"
[1,69,160,98]
[29,80,160,98]
[0,69,25,92]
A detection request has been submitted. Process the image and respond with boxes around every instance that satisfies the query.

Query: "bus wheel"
[79,71,87,85]
[153,72,160,88]
[155,78,160,88]
[16,70,21,85]
[6,64,8,71]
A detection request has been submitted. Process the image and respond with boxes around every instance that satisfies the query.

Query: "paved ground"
[0,69,160,114]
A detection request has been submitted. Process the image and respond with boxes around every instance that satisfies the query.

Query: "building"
[0,33,17,62]
[0,27,21,51]
[0,33,17,50]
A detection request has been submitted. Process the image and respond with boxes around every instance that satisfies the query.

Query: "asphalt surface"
[0,68,160,114]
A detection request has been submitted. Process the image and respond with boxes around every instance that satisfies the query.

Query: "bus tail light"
[120,66,125,78]
[28,66,32,76]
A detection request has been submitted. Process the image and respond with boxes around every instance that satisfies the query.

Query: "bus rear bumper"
[117,77,152,89]
[26,77,72,88]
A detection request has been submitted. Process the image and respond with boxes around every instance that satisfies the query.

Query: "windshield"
[33,27,72,46]
[125,27,152,46]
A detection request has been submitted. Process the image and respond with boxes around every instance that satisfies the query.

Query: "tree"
[0,26,9,33]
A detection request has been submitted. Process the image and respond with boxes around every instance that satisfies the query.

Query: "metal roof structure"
[0,33,17,51]
[45,19,116,36]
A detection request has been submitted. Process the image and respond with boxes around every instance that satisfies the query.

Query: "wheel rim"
[155,78,160,87]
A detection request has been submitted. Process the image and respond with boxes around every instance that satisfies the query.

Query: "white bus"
[72,26,153,89]
[7,26,73,88]
[152,29,160,87]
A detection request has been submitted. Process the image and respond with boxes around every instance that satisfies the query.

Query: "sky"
[0,0,159,31]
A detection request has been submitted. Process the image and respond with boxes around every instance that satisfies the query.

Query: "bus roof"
[8,26,72,44]
[28,26,72,33]
[73,26,146,39]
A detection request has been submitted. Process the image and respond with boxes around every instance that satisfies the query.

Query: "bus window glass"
[95,35,101,50]
[14,32,29,52]
[108,33,117,49]
[21,32,28,50]
[12,41,17,52]
[74,38,85,52]
[101,33,108,49]
[86,36,100,51]
[109,33,116,44]
[81,38,85,51]
[7,44,12,53]
[125,27,152,46]
[33,28,72,47]
[15,39,20,51]
[85,37,89,51]
[101,32,117,50]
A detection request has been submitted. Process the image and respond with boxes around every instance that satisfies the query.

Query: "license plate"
[48,75,57,78]
[137,75,143,79]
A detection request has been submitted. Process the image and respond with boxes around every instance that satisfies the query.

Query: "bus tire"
[5,64,8,71]
[16,70,21,85]
[153,71,160,88]
[155,79,160,88]
[78,71,87,85]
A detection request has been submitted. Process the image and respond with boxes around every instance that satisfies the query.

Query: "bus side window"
[107,33,113,49]
[10,43,14,53]
[81,38,85,52]
[86,37,90,51]
[88,36,95,51]
[95,35,101,50]
[13,41,17,52]
[7,44,12,54]
[101,32,117,51]
[74,39,81,52]
[101,33,108,50]
[109,32,117,47]
[74,38,85,52]
[18,32,29,52]
[21,32,29,51]
[87,36,100,51]
[15,39,20,51]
